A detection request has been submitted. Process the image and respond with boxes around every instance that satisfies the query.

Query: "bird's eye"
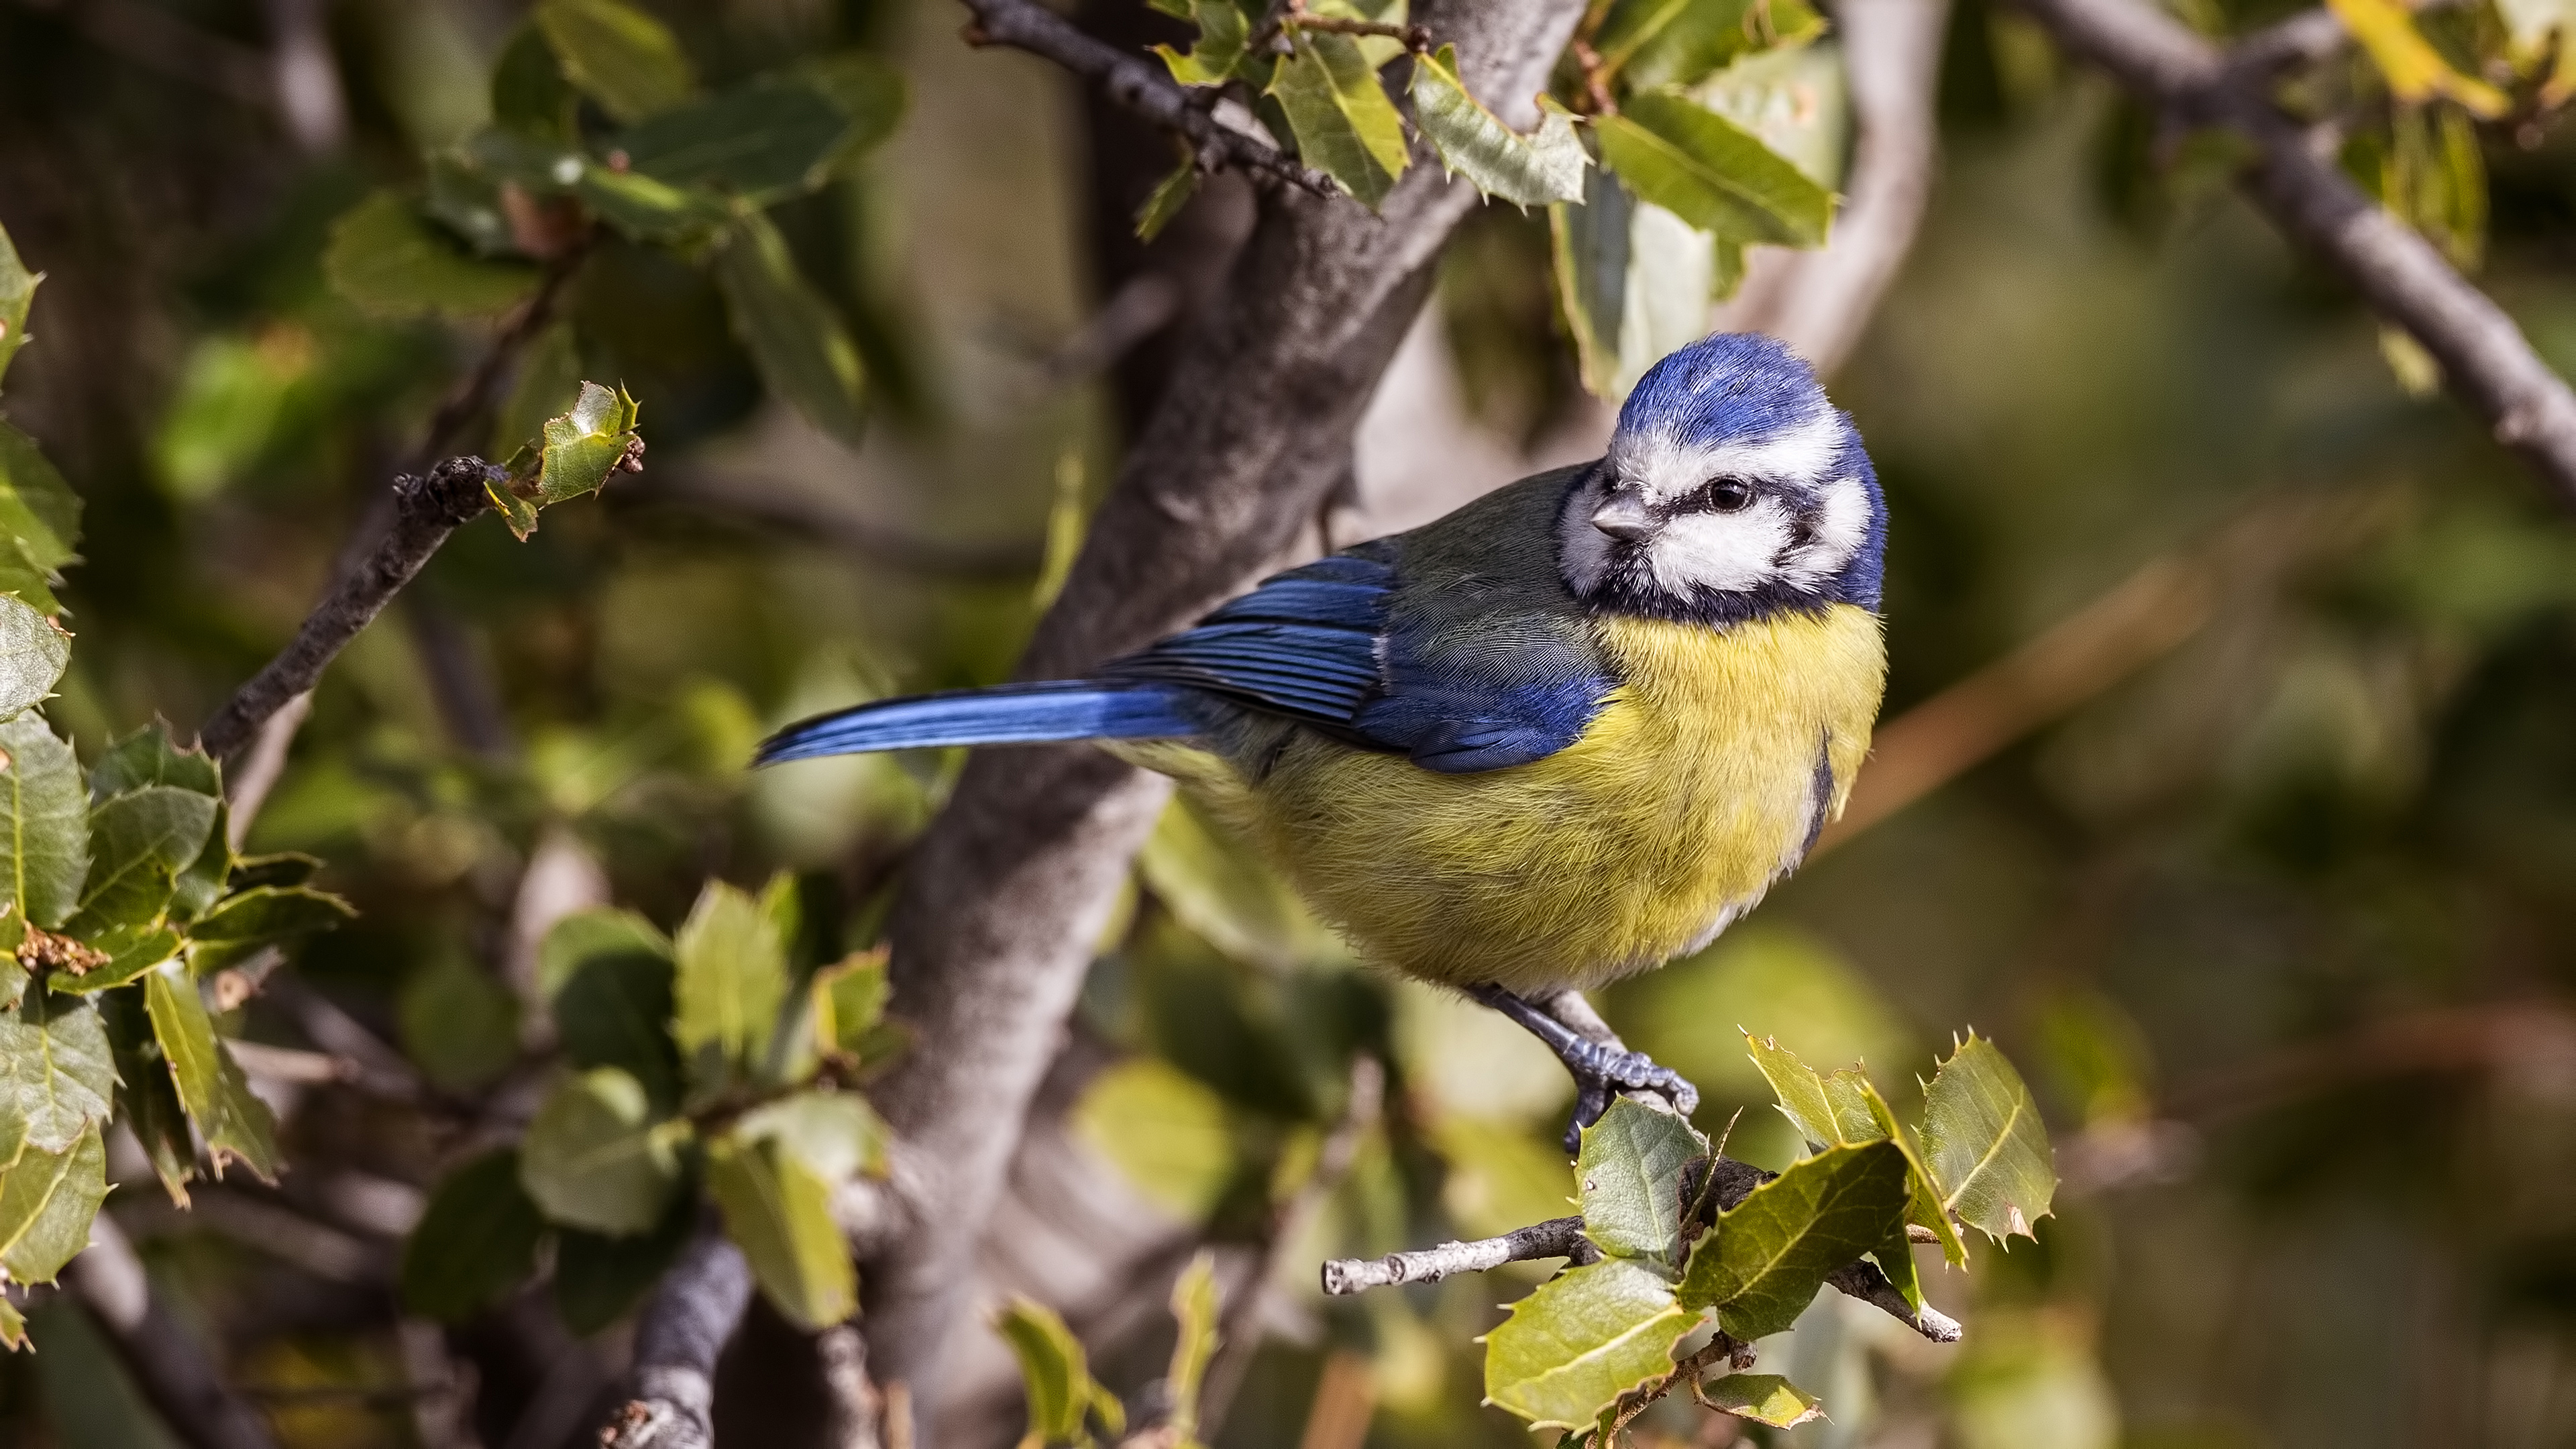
[1700,476,1754,513]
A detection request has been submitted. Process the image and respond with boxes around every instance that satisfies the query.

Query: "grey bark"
[598,1232,753,1449]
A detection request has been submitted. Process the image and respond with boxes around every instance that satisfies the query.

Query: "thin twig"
[1286,1,1433,51]
[957,0,1334,195]
[598,1229,753,1449]
[2014,0,2576,508]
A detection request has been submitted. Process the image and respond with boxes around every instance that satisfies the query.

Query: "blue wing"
[756,682,1203,764]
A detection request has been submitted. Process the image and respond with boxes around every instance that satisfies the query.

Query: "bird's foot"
[1467,985,1701,1152]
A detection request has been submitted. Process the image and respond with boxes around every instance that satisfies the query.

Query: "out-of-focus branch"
[197,457,498,760]
[598,1230,753,1449]
[623,470,1044,581]
[2014,0,2576,508]
[818,1324,885,1449]
[258,0,343,153]
[66,1214,281,1449]
[223,690,309,842]
[856,1,1590,1423]
[1709,0,1952,374]
[957,0,1334,195]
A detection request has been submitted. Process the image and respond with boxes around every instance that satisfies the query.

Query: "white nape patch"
[1776,476,1870,587]
[1607,407,1844,506]
[1558,468,1616,595]
[1648,498,1797,595]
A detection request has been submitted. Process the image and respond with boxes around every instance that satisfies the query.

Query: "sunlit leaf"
[1481,1256,1695,1428]
[706,1131,855,1330]
[51,924,180,994]
[0,1122,105,1285]
[0,598,64,723]
[0,1293,21,1351]
[1267,30,1411,209]
[400,1150,548,1322]
[0,222,36,394]
[99,988,191,1205]
[323,191,541,321]
[733,1089,888,1187]
[533,0,698,123]
[1548,163,1713,400]
[2327,0,2510,116]
[1602,0,1826,93]
[673,879,789,1091]
[1156,0,1256,86]
[521,1067,684,1236]
[995,1296,1122,1444]
[1697,1371,1825,1429]
[1166,1251,1221,1444]
[1576,1097,1706,1268]
[1139,792,1340,973]
[1856,1080,1964,1270]
[1071,1058,1240,1221]
[1411,46,1588,207]
[712,213,869,447]
[0,712,91,930]
[808,948,889,1061]
[0,986,113,1163]
[1921,1032,2056,1242]
[144,963,278,1181]
[1596,88,1832,246]
[1744,1032,1882,1151]
[1676,1140,1909,1340]
[64,785,217,939]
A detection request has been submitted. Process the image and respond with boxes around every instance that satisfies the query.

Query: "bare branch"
[957,0,1334,195]
[818,1324,884,1449]
[66,1214,281,1449]
[1320,1216,1593,1293]
[2013,0,2576,508]
[598,1230,753,1449]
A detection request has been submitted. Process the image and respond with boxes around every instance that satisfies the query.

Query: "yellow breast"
[1174,604,1886,995]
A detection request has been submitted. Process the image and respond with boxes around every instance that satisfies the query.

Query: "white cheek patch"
[1558,470,1614,595]
[1776,476,1870,586]
[1608,407,1844,505]
[1646,500,1796,595]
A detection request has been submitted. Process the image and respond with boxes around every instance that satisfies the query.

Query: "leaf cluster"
[997,1251,1222,1448]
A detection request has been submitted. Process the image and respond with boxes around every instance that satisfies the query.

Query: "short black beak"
[1591,493,1654,542]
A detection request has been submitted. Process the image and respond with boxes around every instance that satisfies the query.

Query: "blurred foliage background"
[5,0,2576,1445]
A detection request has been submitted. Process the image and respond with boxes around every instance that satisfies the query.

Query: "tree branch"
[957,0,1334,195]
[66,1214,281,1449]
[195,457,498,760]
[853,0,1590,1425]
[598,1230,753,1449]
[2012,0,2576,508]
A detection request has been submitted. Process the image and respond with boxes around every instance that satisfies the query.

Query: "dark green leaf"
[89,723,220,805]
[1697,1372,1825,1429]
[184,885,356,974]
[0,427,75,618]
[0,987,113,1163]
[520,1067,684,1236]
[492,21,580,141]
[1676,1140,1910,1340]
[533,0,698,123]
[1134,152,1201,244]
[400,1150,548,1322]
[1267,30,1410,209]
[52,924,180,994]
[570,166,731,246]
[1576,1097,1705,1269]
[539,908,675,1002]
[398,955,522,1093]
[0,712,91,929]
[712,213,868,447]
[324,191,543,321]
[549,912,681,1115]
[427,150,519,256]
[101,987,193,1206]
[1596,89,1833,246]
[1411,46,1588,207]
[1155,0,1256,86]
[169,805,230,924]
[1921,1032,2056,1242]
[1859,1079,1965,1268]
[555,1189,693,1334]
[0,1122,104,1285]
[226,853,321,893]
[1481,1256,1695,1428]
[0,222,36,394]
[0,598,65,724]
[64,786,219,938]
[673,879,788,1091]
[796,52,906,169]
[143,964,278,1181]
[706,1131,855,1330]
[617,79,857,205]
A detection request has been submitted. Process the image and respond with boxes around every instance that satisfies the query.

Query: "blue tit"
[759,333,1888,1136]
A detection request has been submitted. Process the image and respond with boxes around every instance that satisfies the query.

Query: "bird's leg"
[1467,985,1702,1152]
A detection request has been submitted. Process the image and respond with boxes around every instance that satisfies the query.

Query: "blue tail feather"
[755,682,1203,765]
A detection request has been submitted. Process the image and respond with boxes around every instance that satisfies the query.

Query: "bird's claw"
[1560,1036,1701,1152]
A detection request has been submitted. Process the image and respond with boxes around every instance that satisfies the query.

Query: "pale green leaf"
[0,1122,104,1285]
[1166,1251,1221,1444]
[1576,1097,1706,1269]
[0,222,36,394]
[1676,1139,1909,1340]
[1549,163,1713,401]
[324,191,541,321]
[1481,1256,1695,1428]
[1410,46,1588,207]
[2328,0,2510,115]
[707,1132,856,1330]
[0,599,64,724]
[0,712,91,930]
[64,786,218,939]
[807,948,888,1060]
[533,0,698,123]
[144,964,277,1181]
[1139,792,1340,973]
[1267,30,1410,209]
[0,987,113,1163]
[1858,1079,1965,1269]
[1921,1032,2056,1242]
[733,1089,888,1187]
[1745,1032,1882,1151]
[673,879,789,1088]
[712,212,868,447]
[400,1150,547,1322]
[1698,1372,1825,1429]
[539,906,672,999]
[1155,0,1256,86]
[520,1067,684,1236]
[995,1296,1108,1444]
[0,1292,21,1350]
[1071,1058,1238,1222]
[1604,0,1826,93]
[1596,88,1833,246]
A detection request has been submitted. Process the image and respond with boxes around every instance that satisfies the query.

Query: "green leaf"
[1071,1058,1239,1222]
[555,1190,694,1334]
[1604,0,1826,93]
[733,1089,888,1187]
[0,223,37,394]
[227,853,321,892]
[1697,1372,1825,1429]
[1411,47,1588,207]
[1548,163,1714,400]
[1676,1140,1909,1340]
[1166,1250,1221,1444]
[492,20,580,141]
[0,599,65,724]
[546,909,681,1114]
[1596,89,1833,246]
[1921,1032,2057,1242]
[324,191,543,321]
[706,1131,855,1330]
[796,52,908,169]
[0,423,81,616]
[1155,0,1256,86]
[0,712,90,930]
[567,166,732,246]
[520,1067,684,1236]
[0,1293,21,1351]
[2330,0,2510,115]
[52,924,181,994]
[184,885,356,975]
[0,1122,105,1285]
[712,213,868,447]
[1745,1032,1882,1151]
[541,907,672,999]
[492,380,643,541]
[807,948,888,1060]
[1138,792,1340,973]
[143,964,278,1180]
[1134,153,1201,244]
[64,786,219,939]
[1859,1079,1965,1269]
[101,987,192,1206]
[673,879,790,1090]
[400,1150,548,1322]
[616,78,859,205]
[533,0,698,123]
[995,1296,1112,1444]
[0,987,113,1163]
[170,806,231,924]
[1576,1097,1706,1269]
[398,955,523,1093]
[1481,1256,1695,1429]
[1267,30,1411,209]
[89,724,220,804]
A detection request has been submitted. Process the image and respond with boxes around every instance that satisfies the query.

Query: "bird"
[759,333,1888,1145]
